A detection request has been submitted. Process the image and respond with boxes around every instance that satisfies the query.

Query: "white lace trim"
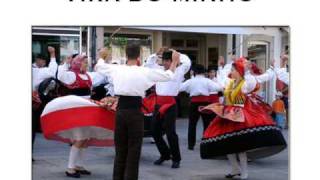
[201,125,280,144]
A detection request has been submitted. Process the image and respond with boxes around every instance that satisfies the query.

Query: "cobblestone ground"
[33,119,288,180]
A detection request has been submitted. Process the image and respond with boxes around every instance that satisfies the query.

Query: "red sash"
[141,93,157,114]
[208,94,219,103]
[141,95,176,117]
[32,91,42,110]
[156,96,176,117]
[276,79,288,97]
[191,95,210,103]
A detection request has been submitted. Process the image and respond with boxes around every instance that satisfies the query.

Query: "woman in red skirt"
[41,55,115,178]
[200,58,286,179]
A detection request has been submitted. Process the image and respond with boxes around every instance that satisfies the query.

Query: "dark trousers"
[151,105,181,162]
[32,105,43,151]
[32,117,36,149]
[188,102,215,148]
[175,96,183,118]
[113,109,144,180]
[281,96,289,127]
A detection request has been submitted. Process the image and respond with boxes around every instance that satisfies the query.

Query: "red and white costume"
[200,59,286,159]
[41,95,115,146]
[200,58,287,179]
[40,55,115,147]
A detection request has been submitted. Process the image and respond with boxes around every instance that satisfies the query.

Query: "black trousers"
[188,102,215,149]
[151,104,181,162]
[113,109,144,180]
[32,105,44,150]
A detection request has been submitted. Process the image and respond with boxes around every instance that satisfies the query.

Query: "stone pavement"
[33,119,288,180]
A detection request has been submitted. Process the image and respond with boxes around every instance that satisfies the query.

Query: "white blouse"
[57,63,107,87]
[275,67,289,85]
[253,68,275,83]
[251,67,289,85]
[217,63,258,94]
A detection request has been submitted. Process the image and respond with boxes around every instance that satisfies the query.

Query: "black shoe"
[154,157,170,165]
[65,171,81,178]
[171,161,180,168]
[188,146,194,150]
[76,169,91,175]
[225,173,240,178]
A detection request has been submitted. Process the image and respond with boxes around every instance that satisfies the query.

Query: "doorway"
[247,41,270,101]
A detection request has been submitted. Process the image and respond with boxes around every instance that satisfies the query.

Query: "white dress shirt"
[94,58,106,71]
[179,75,223,96]
[32,58,58,91]
[145,53,191,96]
[96,63,175,97]
[209,77,219,94]
[94,58,116,96]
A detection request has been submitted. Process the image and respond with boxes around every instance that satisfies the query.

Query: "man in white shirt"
[32,46,57,160]
[94,47,115,97]
[32,46,58,91]
[207,66,223,101]
[96,44,179,180]
[95,47,109,70]
[145,48,191,168]
[273,54,289,85]
[180,64,223,150]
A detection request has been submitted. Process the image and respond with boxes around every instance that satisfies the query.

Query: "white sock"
[68,146,81,169]
[76,148,86,168]
[238,152,248,179]
[227,154,241,175]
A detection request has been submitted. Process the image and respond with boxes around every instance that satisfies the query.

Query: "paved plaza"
[33,119,288,180]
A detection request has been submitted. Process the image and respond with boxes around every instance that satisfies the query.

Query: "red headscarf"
[232,57,247,77]
[70,55,87,73]
[250,62,262,75]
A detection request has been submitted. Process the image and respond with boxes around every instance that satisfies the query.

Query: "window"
[186,39,198,48]
[285,45,289,54]
[32,35,80,65]
[208,47,219,68]
[247,41,269,102]
[171,39,184,47]
[104,33,152,65]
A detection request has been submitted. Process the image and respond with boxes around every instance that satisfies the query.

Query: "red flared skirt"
[200,96,287,159]
[41,95,115,147]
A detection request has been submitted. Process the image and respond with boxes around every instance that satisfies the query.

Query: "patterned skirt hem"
[200,125,287,159]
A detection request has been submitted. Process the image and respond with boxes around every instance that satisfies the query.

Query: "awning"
[126,26,288,37]
[128,26,248,35]
[32,26,81,37]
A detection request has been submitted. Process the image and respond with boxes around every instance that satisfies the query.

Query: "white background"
[0,0,318,179]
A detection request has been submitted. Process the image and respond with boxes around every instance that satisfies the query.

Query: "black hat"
[72,53,79,58]
[162,50,172,61]
[207,65,217,72]
[193,64,205,75]
[35,54,47,61]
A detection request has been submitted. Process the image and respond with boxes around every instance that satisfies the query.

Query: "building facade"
[32,26,289,104]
